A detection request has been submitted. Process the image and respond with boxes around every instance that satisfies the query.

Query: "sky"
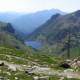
[0,0,80,13]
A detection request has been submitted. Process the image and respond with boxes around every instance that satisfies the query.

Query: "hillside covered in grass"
[0,21,27,50]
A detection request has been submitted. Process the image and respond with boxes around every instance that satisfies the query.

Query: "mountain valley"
[0,9,80,80]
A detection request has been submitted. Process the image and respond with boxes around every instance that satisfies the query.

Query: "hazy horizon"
[0,0,80,13]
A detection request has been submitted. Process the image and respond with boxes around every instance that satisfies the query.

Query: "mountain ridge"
[0,9,65,34]
[26,10,80,57]
[12,9,65,34]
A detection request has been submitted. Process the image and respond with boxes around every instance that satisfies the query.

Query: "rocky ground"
[0,47,80,80]
[0,54,80,80]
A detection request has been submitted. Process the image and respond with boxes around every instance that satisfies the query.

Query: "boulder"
[60,63,71,69]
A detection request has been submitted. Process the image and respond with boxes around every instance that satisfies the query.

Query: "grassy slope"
[0,46,79,80]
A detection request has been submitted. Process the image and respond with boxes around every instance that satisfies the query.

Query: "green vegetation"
[0,46,63,80]
[0,21,27,50]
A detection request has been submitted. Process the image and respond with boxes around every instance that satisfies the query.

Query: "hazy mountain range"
[0,9,65,34]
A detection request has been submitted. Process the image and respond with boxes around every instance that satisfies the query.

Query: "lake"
[25,41,42,49]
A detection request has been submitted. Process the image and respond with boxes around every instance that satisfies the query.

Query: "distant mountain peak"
[11,9,65,34]
[73,10,80,16]
[51,13,61,19]
[75,10,80,13]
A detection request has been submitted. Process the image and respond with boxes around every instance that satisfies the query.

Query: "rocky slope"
[27,10,80,58]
